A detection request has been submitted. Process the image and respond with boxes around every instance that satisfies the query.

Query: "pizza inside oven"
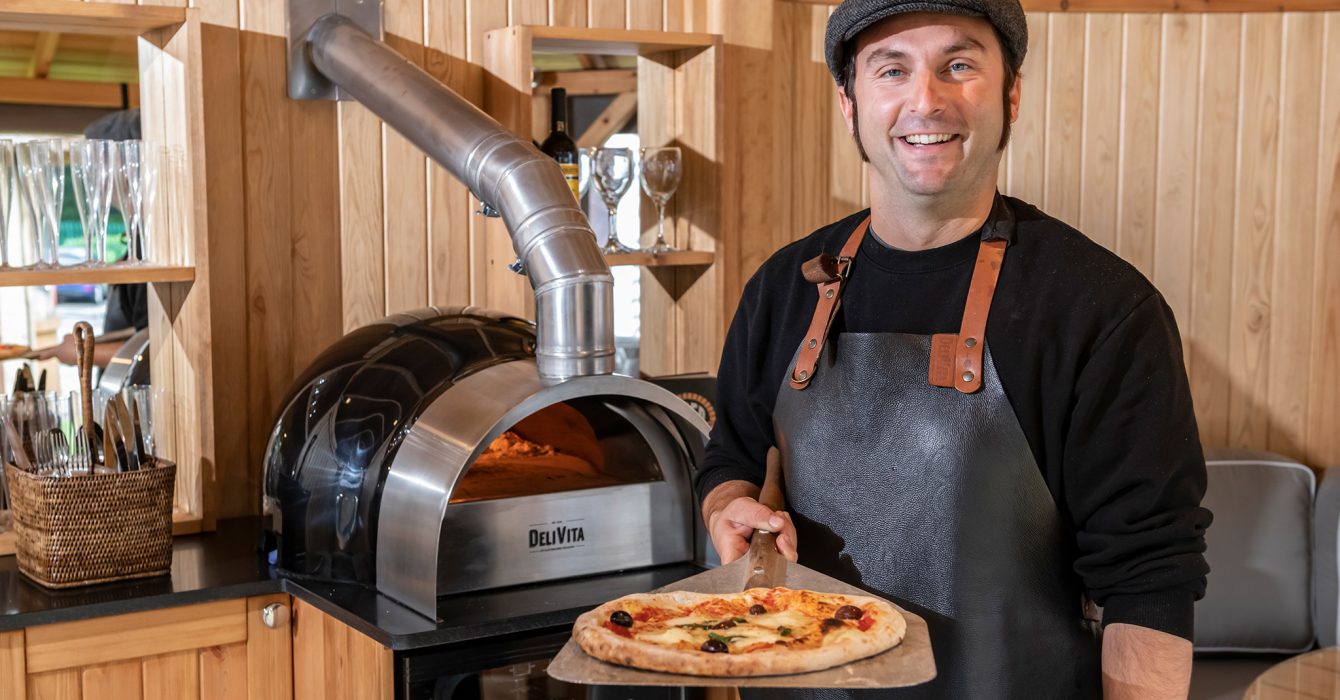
[573,587,906,677]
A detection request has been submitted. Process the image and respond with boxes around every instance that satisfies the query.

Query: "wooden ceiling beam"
[577,91,638,149]
[27,31,59,79]
[0,76,123,108]
[535,69,637,96]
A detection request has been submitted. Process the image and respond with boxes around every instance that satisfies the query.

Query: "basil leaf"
[778,626,792,637]
[708,632,744,643]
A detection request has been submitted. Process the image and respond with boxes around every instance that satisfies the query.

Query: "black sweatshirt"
[696,195,1212,641]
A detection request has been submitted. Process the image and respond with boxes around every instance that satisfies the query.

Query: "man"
[695,1,1211,697]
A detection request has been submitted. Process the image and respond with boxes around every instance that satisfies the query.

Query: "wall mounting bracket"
[286,0,383,100]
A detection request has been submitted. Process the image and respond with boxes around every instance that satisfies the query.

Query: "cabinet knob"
[261,602,290,629]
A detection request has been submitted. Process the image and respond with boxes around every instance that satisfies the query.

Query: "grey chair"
[1188,448,1336,700]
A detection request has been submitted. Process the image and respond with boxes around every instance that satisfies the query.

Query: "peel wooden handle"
[73,321,96,474]
[757,446,787,512]
[743,447,788,590]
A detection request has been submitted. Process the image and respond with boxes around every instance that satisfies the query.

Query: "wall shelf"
[0,266,195,288]
[605,251,714,267]
[0,0,185,36]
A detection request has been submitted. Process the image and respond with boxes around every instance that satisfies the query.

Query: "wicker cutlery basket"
[3,460,176,588]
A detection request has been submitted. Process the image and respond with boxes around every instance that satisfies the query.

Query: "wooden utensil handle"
[73,322,96,474]
[757,446,787,512]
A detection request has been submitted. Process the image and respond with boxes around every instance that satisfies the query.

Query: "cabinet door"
[0,593,292,700]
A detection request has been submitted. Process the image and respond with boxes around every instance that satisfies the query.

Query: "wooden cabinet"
[291,599,392,700]
[0,593,292,700]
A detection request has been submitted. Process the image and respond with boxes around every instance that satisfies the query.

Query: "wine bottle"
[539,88,581,201]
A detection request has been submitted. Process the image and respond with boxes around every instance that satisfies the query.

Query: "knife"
[128,393,149,467]
[110,394,139,472]
[103,402,129,473]
[3,416,33,472]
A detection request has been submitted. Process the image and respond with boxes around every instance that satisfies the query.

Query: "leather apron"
[764,216,1102,699]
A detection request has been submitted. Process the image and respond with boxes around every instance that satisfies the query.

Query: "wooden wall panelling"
[1228,13,1281,450]
[199,643,248,700]
[80,660,141,700]
[383,0,430,314]
[638,51,678,376]
[481,25,536,319]
[1153,13,1200,361]
[245,594,293,700]
[239,0,296,495]
[142,650,200,700]
[589,0,627,29]
[1078,13,1120,251]
[512,0,550,26]
[627,0,663,30]
[1308,13,1340,468]
[1042,12,1082,228]
[663,0,684,32]
[1115,14,1160,278]
[468,2,512,312]
[288,104,342,370]
[675,42,723,372]
[1267,12,1323,456]
[25,670,77,700]
[426,0,473,307]
[550,0,588,28]
[1005,11,1046,205]
[0,629,23,700]
[1189,13,1241,449]
[338,101,386,331]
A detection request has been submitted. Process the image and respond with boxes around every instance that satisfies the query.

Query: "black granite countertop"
[1,517,705,653]
[0,517,283,632]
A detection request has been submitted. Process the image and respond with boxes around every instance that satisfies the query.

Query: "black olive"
[701,639,729,653]
[748,604,767,615]
[821,618,845,632]
[710,620,736,630]
[835,605,863,620]
[610,611,633,627]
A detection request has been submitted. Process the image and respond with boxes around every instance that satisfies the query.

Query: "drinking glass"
[70,139,115,266]
[115,140,147,264]
[638,147,683,255]
[127,385,162,459]
[16,139,65,269]
[591,147,635,255]
[578,147,593,200]
[0,140,15,269]
[140,144,164,264]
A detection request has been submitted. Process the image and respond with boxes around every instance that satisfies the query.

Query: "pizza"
[0,344,30,361]
[572,587,906,677]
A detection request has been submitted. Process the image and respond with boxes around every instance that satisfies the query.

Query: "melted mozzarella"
[634,627,699,645]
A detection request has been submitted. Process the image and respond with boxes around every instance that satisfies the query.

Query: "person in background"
[36,109,147,371]
[696,1,1211,697]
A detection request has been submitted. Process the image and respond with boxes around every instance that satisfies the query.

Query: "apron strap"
[790,217,1010,394]
[789,217,870,389]
[930,238,1007,394]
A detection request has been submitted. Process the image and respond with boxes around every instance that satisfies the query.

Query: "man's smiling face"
[839,12,1021,200]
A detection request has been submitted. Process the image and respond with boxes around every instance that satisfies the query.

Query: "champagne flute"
[71,139,115,266]
[16,139,64,269]
[639,147,683,255]
[115,140,146,264]
[591,147,636,255]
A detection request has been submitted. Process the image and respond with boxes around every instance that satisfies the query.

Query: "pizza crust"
[572,588,906,677]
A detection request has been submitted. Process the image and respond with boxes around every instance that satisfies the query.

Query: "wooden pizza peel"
[547,449,937,689]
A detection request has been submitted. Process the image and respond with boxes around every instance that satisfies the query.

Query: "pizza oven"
[263,306,711,621]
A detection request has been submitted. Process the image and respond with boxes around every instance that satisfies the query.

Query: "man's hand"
[1102,622,1193,699]
[33,333,78,365]
[702,479,798,564]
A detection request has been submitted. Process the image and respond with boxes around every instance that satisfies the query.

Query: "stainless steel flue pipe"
[304,13,614,381]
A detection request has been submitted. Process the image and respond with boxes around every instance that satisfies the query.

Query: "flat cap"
[825,0,1028,87]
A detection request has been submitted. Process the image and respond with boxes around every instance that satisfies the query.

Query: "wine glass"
[16,139,65,269]
[0,140,15,268]
[639,147,683,255]
[70,140,115,267]
[591,147,635,255]
[578,147,593,201]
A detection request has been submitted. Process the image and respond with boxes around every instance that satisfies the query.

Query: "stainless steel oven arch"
[381,361,710,620]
